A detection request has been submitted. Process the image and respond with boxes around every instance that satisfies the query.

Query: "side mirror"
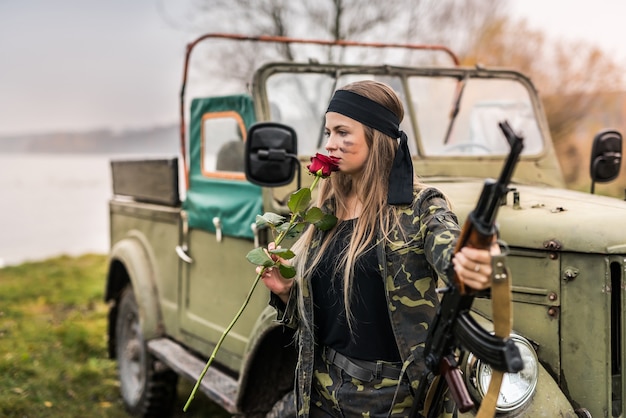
[245,122,299,187]
[590,129,622,194]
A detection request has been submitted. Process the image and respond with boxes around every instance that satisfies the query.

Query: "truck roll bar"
[178,32,460,189]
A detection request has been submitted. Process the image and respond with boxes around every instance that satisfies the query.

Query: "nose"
[325,133,338,152]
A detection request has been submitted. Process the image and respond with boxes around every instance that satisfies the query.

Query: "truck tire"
[115,286,178,417]
[265,391,296,418]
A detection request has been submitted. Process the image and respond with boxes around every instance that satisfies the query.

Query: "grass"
[0,254,230,418]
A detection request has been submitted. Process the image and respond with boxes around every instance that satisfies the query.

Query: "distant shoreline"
[0,124,179,155]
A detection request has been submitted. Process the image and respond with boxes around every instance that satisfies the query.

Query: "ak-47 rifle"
[410,121,526,418]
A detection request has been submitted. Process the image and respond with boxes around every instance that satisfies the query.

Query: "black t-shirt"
[311,219,401,362]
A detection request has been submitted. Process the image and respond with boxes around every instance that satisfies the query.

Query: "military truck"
[105,33,626,417]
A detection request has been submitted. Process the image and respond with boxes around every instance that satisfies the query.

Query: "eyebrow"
[326,124,351,131]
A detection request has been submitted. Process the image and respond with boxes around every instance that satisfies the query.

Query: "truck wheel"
[265,391,296,418]
[115,286,178,417]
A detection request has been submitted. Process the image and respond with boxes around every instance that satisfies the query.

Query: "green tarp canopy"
[183,94,262,239]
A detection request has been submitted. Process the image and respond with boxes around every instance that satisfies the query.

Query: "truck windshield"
[265,71,544,158]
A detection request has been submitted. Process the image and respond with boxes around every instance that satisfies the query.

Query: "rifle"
[410,121,525,417]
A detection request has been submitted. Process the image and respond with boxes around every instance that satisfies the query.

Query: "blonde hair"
[291,80,418,334]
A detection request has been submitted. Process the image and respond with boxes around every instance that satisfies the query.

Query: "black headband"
[326,89,414,205]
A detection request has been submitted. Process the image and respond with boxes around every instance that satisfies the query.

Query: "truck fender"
[459,361,576,417]
[106,234,163,342]
[516,363,577,417]
[236,306,297,414]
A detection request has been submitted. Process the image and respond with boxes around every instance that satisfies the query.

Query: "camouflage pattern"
[310,348,413,417]
[272,187,460,417]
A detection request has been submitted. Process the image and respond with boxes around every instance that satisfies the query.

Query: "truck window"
[266,73,335,156]
[408,76,545,157]
[265,72,417,157]
[201,111,246,177]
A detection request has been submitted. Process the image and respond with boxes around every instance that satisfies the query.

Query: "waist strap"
[323,346,404,382]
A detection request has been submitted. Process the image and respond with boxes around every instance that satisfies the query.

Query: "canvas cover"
[183,94,261,239]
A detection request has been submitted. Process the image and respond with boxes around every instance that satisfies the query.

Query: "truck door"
[178,95,270,372]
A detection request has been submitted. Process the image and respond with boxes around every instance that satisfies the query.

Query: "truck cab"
[105,33,625,417]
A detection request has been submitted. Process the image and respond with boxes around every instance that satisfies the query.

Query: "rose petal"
[307,153,340,177]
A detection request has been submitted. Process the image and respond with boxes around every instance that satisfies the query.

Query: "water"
[0,153,141,266]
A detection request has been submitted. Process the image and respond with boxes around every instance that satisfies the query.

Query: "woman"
[259,80,496,418]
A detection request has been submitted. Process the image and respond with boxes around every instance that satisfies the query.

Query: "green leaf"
[276,222,293,234]
[284,223,306,238]
[269,248,296,260]
[315,214,338,231]
[304,206,324,223]
[245,247,274,266]
[279,264,296,279]
[256,212,285,227]
[288,188,311,214]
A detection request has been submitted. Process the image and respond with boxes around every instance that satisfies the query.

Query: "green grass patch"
[0,254,229,418]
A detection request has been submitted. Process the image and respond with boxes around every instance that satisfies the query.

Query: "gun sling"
[475,254,514,418]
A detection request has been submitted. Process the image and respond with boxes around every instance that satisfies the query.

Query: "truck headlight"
[465,334,538,412]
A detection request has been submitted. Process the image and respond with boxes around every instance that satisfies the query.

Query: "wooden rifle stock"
[453,216,496,295]
[441,356,474,412]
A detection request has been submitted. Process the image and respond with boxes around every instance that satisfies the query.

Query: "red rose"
[307,153,340,178]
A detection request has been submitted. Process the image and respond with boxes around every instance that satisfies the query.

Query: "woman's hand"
[257,242,294,304]
[452,241,501,291]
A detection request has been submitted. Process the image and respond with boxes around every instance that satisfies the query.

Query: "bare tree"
[177,0,622,131]
[181,0,507,78]
[168,0,624,189]
[462,17,624,141]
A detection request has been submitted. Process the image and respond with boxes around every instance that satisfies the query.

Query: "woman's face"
[324,111,370,176]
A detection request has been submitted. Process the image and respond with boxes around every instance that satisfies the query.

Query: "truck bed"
[111,158,180,206]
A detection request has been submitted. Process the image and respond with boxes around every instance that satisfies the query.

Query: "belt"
[323,346,404,382]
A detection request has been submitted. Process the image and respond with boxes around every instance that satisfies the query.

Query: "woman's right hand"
[257,242,293,304]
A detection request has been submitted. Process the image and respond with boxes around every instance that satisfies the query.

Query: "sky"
[1,0,625,137]
[511,0,626,59]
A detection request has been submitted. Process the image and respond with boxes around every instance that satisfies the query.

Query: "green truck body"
[105,34,625,417]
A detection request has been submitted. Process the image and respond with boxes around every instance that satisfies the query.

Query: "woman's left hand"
[452,242,500,290]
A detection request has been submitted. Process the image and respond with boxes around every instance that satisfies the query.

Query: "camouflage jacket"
[272,186,460,416]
